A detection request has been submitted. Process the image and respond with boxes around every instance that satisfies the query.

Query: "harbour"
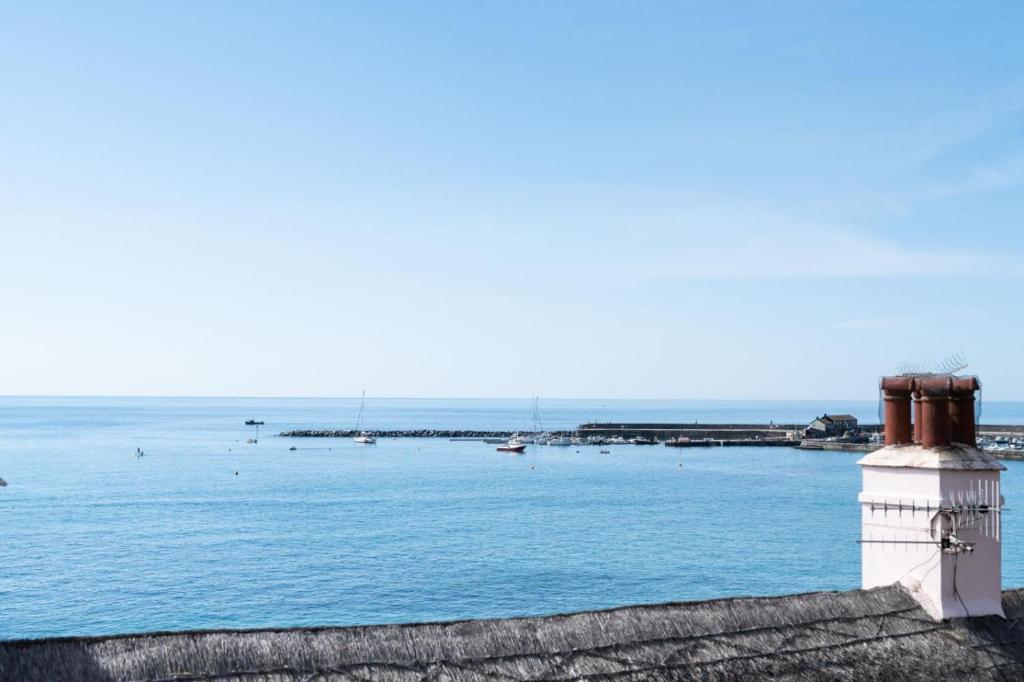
[1,395,1020,640]
[279,419,1024,458]
[3,394,1024,669]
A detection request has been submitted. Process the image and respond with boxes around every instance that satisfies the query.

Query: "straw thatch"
[4,584,1024,680]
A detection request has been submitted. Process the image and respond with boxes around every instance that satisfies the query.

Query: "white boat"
[548,435,571,446]
[353,390,376,444]
[497,437,527,453]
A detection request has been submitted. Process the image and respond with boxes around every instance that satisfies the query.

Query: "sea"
[2,396,1024,641]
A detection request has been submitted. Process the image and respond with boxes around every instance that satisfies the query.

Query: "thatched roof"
[4,584,1024,680]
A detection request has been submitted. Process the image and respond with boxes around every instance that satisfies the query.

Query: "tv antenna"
[897,353,968,376]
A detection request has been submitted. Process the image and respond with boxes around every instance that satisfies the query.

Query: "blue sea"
[2,396,1024,640]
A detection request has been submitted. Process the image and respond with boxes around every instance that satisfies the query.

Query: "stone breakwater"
[279,430,572,438]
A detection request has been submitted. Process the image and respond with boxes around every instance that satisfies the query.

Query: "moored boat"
[497,437,527,453]
[353,390,376,444]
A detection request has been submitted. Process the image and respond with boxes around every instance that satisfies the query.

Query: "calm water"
[2,396,1024,640]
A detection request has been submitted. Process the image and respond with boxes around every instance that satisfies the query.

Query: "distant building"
[806,413,858,436]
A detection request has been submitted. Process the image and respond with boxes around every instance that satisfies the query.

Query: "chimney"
[950,376,980,447]
[880,376,913,446]
[862,373,1003,619]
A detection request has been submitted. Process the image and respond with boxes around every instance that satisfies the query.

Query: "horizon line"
[1,392,1017,403]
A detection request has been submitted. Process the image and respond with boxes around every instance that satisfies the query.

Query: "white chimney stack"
[860,375,1004,620]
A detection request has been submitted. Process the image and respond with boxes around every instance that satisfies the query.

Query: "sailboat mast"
[355,390,366,432]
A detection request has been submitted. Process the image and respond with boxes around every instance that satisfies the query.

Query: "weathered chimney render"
[861,373,1003,620]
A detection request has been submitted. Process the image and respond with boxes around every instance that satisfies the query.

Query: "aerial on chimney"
[861,366,1004,620]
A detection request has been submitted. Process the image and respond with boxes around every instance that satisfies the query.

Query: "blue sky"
[1,2,1022,399]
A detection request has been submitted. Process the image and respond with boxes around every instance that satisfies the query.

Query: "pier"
[576,421,817,441]
[279,429,573,439]
[278,422,1024,460]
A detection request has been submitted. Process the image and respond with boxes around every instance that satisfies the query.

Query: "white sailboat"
[353,390,376,444]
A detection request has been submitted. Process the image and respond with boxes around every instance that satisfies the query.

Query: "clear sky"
[1,2,1022,400]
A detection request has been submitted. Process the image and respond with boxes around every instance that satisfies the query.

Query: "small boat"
[631,436,656,445]
[353,391,376,444]
[288,446,297,451]
[599,449,610,454]
[246,438,258,444]
[245,419,264,426]
[497,438,526,453]
[548,436,571,447]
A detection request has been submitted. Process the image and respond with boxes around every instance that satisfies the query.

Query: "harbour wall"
[280,429,572,438]
[577,422,816,441]
[280,423,1024,441]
